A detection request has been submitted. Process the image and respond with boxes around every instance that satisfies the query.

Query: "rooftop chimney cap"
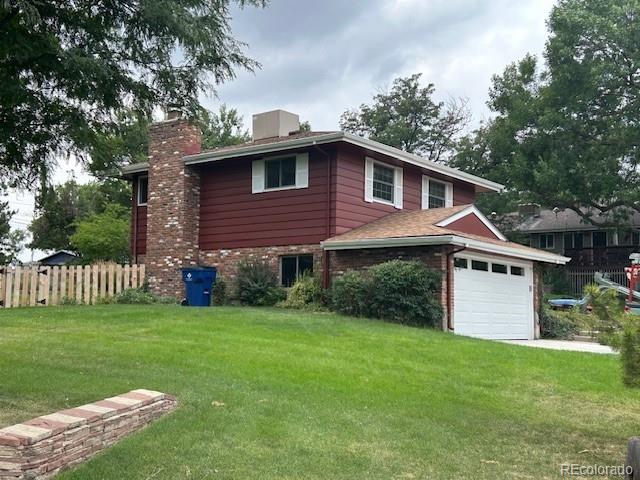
[252,109,300,141]
[166,104,183,120]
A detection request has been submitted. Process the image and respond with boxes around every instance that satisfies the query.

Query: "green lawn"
[0,306,638,479]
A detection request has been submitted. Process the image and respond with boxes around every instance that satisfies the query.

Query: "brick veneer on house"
[146,117,202,297]
[0,389,176,480]
[200,244,323,284]
[328,245,453,329]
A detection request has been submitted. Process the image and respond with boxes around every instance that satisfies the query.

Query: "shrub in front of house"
[330,260,443,327]
[539,306,578,339]
[235,260,286,306]
[367,260,443,327]
[280,273,325,309]
[212,277,228,305]
[329,270,370,316]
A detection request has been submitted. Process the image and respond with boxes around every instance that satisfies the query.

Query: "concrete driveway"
[500,339,616,354]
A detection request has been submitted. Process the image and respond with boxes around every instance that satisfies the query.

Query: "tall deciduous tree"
[89,104,252,176]
[0,0,263,187]
[0,200,24,263]
[29,179,131,251]
[453,0,640,227]
[340,74,470,163]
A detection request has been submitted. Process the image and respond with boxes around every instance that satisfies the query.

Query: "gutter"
[182,133,504,193]
[321,235,571,264]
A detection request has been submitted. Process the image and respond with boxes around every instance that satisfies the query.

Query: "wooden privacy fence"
[0,264,145,308]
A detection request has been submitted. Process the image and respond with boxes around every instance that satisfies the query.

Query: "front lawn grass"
[0,305,638,479]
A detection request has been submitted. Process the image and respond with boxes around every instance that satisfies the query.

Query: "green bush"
[620,316,640,387]
[235,260,286,306]
[112,287,176,305]
[539,306,578,339]
[367,260,443,327]
[212,277,228,306]
[281,273,324,309]
[329,270,370,316]
[329,260,443,328]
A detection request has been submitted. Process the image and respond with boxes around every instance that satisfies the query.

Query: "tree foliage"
[69,203,130,263]
[0,0,263,186]
[453,0,640,226]
[89,104,251,176]
[29,179,130,251]
[0,200,24,264]
[340,74,470,163]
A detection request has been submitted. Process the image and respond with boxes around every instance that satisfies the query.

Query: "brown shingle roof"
[324,206,559,257]
[197,131,338,156]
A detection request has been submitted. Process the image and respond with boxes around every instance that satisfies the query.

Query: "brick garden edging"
[0,389,177,479]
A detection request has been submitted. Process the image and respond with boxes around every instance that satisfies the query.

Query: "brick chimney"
[145,113,202,298]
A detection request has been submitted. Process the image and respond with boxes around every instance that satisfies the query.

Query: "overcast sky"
[207,0,556,133]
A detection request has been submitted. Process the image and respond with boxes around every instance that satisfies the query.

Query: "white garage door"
[453,253,534,340]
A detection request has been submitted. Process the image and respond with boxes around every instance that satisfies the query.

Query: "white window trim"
[137,175,148,206]
[422,175,453,209]
[252,152,309,194]
[540,233,555,249]
[364,157,403,209]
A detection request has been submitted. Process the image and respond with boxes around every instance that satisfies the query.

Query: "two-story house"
[122,109,568,340]
[517,205,640,295]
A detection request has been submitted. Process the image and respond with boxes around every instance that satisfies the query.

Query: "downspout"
[313,142,332,289]
[445,245,467,331]
[132,176,138,264]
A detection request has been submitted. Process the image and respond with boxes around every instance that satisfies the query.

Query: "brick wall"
[0,389,176,480]
[145,117,202,297]
[200,244,323,286]
[327,245,452,329]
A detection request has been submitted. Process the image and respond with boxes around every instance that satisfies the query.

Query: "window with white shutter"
[422,176,453,209]
[365,157,403,209]
[252,153,309,193]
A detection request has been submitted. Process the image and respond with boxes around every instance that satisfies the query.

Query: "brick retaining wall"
[0,389,176,479]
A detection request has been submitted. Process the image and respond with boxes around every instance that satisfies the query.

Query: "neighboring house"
[517,205,640,267]
[122,109,568,340]
[516,205,640,294]
[36,250,79,266]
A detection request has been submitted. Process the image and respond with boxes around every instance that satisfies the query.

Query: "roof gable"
[435,205,506,241]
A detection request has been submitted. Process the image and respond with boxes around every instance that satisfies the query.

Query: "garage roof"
[322,205,570,264]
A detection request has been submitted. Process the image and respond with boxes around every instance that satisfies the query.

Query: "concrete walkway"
[500,339,616,354]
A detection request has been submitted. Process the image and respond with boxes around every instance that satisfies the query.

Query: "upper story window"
[251,153,309,193]
[592,231,607,248]
[563,232,583,249]
[137,176,148,206]
[372,163,395,203]
[265,156,296,189]
[364,157,403,209]
[540,233,554,249]
[422,176,453,209]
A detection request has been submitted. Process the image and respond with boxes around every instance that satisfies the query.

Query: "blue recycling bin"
[181,267,217,306]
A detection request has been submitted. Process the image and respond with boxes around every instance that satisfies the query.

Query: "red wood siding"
[199,148,332,249]
[333,144,477,235]
[446,213,500,240]
[131,175,147,256]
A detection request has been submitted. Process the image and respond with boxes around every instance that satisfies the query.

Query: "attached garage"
[322,205,570,339]
[453,253,534,340]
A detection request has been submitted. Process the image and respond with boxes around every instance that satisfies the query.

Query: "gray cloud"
[206,0,555,132]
